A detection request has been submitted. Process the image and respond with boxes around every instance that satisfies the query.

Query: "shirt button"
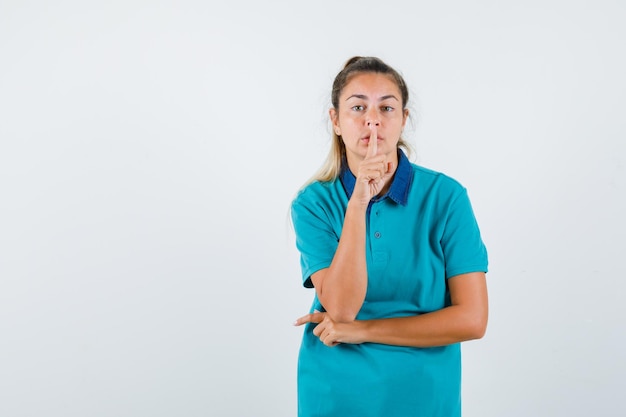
[374,231,381,238]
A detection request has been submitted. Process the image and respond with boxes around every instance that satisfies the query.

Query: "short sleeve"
[291,193,341,288]
[441,188,488,278]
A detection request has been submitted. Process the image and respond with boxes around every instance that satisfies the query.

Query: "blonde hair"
[309,56,413,184]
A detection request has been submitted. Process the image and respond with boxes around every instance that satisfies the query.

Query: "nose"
[366,120,380,127]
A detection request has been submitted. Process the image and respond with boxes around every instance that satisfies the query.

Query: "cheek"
[339,119,359,136]
[339,111,362,124]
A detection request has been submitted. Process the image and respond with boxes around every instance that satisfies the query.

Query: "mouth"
[361,136,383,143]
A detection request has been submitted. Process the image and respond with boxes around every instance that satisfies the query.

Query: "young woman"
[291,56,489,417]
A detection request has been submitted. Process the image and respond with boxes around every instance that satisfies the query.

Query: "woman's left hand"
[294,312,365,347]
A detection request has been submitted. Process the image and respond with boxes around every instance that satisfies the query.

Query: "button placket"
[370,203,383,242]
[369,202,388,266]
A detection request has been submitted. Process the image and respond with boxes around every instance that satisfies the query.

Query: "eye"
[381,105,394,112]
[351,105,365,111]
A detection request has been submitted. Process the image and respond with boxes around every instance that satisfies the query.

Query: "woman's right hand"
[351,124,394,206]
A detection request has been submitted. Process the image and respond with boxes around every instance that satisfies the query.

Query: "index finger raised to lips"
[366,124,377,158]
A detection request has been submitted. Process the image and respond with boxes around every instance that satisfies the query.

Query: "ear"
[329,108,341,135]
[402,109,409,128]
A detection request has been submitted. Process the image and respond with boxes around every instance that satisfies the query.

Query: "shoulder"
[291,179,348,221]
[292,179,344,208]
[409,163,467,196]
[293,180,334,200]
[291,179,349,234]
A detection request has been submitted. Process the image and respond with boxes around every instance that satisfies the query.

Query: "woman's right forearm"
[311,200,369,322]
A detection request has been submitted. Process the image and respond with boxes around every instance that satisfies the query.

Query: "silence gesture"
[352,122,394,206]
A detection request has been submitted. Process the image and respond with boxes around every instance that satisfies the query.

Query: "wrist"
[346,197,370,213]
[353,320,370,344]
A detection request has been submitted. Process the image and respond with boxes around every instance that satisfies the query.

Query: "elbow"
[322,297,359,322]
[316,287,361,323]
[466,315,488,340]
[470,322,487,340]
[328,308,359,323]
[457,300,488,341]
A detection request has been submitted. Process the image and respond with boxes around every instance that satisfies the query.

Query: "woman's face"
[330,72,408,169]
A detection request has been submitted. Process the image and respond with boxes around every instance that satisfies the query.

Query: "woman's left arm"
[294,272,488,348]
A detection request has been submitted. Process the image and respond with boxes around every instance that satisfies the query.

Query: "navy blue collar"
[339,149,413,206]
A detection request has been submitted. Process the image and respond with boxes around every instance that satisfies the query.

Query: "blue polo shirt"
[291,150,488,417]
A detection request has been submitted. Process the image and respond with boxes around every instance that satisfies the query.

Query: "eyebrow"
[345,94,400,102]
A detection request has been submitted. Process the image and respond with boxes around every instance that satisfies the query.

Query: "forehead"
[341,72,401,99]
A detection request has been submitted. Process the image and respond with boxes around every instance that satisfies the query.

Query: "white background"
[1,1,624,416]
